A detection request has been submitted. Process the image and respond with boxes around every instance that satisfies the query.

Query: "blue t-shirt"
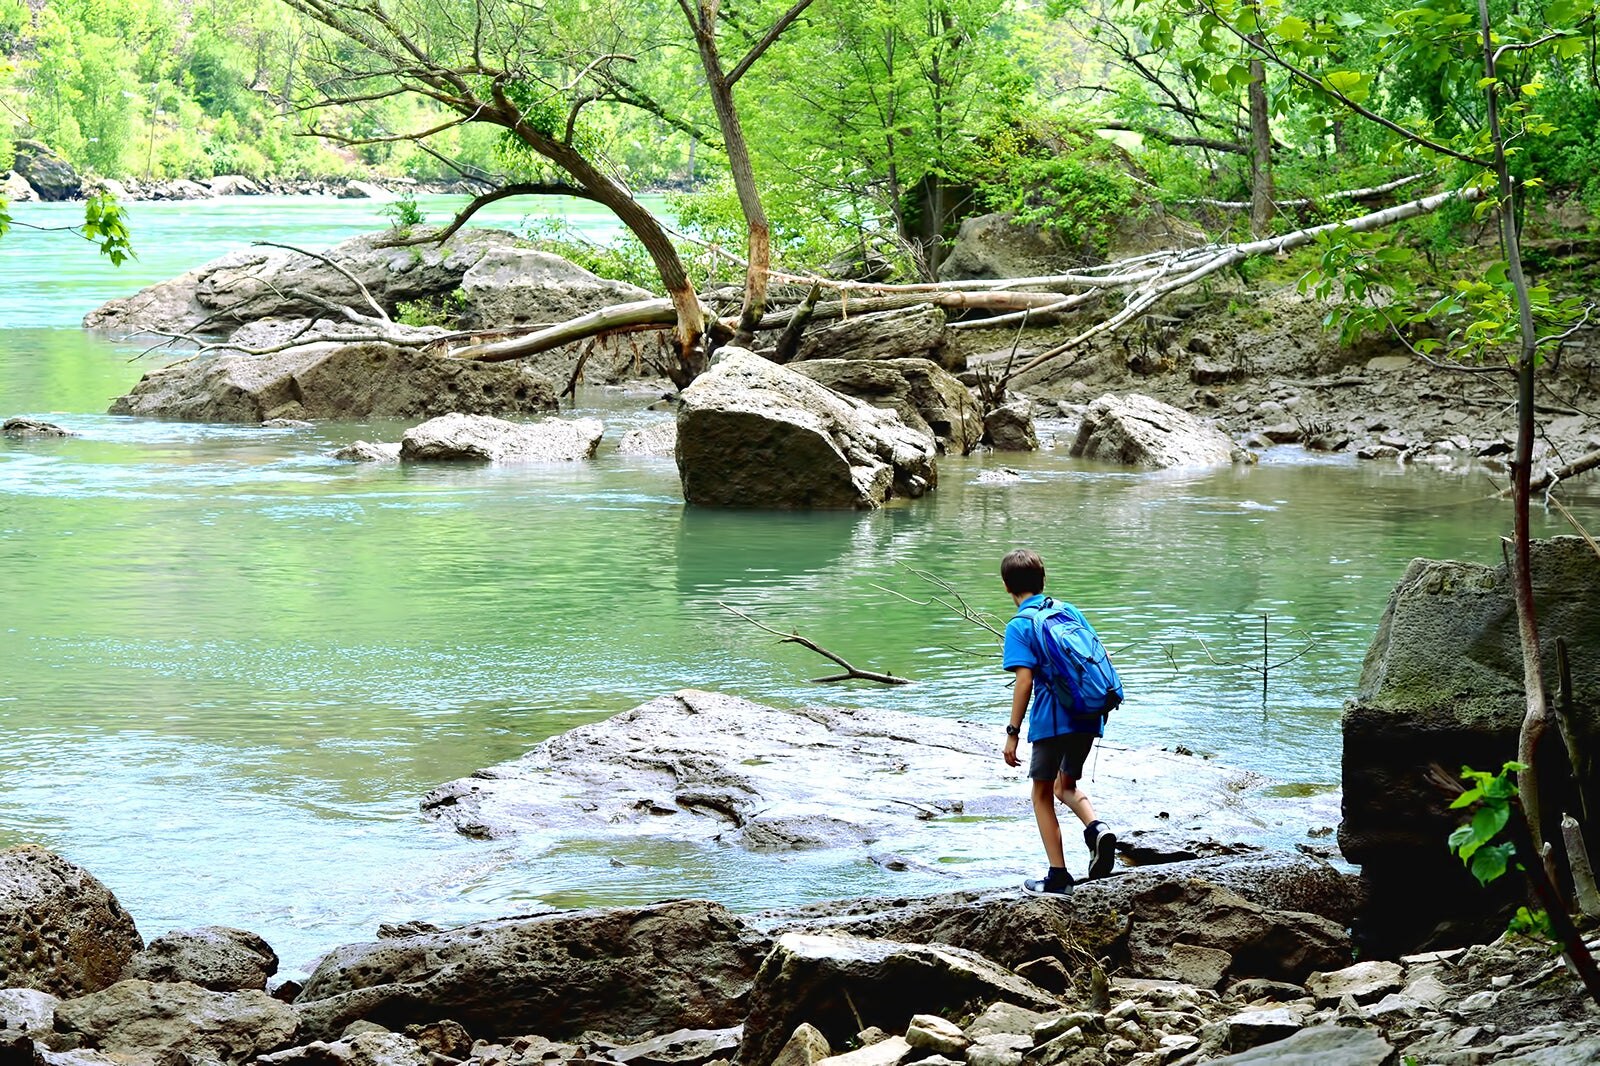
[1003,594,1103,742]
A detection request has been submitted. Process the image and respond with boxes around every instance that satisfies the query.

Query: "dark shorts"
[1029,732,1096,781]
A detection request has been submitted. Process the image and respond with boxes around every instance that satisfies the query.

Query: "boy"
[1000,548,1118,894]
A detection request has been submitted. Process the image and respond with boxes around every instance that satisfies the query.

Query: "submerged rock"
[617,421,678,457]
[1070,392,1240,468]
[398,413,603,462]
[0,845,143,998]
[2,417,72,437]
[675,349,938,509]
[983,401,1038,452]
[109,342,558,422]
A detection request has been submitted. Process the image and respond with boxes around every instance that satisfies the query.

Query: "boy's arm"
[1003,667,1032,767]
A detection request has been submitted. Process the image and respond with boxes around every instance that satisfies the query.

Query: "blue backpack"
[1022,597,1125,719]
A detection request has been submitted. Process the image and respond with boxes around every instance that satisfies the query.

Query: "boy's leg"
[1053,773,1097,826]
[1023,736,1073,894]
[1031,777,1066,868]
[1053,735,1118,879]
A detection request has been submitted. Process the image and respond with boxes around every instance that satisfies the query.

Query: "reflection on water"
[2,203,1597,971]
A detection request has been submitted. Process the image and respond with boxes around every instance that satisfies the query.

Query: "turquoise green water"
[2,197,1595,971]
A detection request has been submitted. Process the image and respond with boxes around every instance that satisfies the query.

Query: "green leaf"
[1375,247,1413,264]
[1276,15,1311,40]
[1557,37,1587,59]
[1471,802,1510,842]
[1470,842,1514,885]
[1322,70,1371,101]
[1477,76,1498,89]
[1449,788,1483,809]
[1447,823,1477,852]
[1332,11,1366,28]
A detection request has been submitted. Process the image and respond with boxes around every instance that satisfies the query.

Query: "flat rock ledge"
[419,689,1337,869]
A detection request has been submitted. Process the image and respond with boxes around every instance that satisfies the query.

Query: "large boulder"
[938,214,1070,283]
[1340,537,1600,954]
[457,248,654,329]
[736,933,1058,1066]
[0,846,142,997]
[780,306,962,370]
[1,171,40,203]
[53,979,298,1064]
[398,413,604,462]
[676,348,938,509]
[204,175,262,196]
[109,342,558,422]
[292,899,767,1042]
[790,358,983,455]
[1069,392,1240,469]
[84,228,527,336]
[121,926,278,992]
[10,141,79,202]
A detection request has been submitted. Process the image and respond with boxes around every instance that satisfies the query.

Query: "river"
[1,194,1592,972]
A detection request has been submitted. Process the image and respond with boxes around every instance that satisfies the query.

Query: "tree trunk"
[1248,55,1274,236]
[1477,0,1558,890]
[535,133,707,387]
[688,0,773,351]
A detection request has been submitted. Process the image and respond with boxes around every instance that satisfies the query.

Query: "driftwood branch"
[252,240,391,322]
[719,602,911,685]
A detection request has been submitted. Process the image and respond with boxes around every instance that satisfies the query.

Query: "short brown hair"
[1001,549,1045,595]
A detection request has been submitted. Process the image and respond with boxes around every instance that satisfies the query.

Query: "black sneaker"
[1022,870,1074,896]
[1086,822,1118,879]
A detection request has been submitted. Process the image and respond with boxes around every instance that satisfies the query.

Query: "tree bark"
[1246,21,1274,237]
[1477,0,1558,891]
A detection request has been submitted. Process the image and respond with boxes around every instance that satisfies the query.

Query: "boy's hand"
[1003,735,1020,767]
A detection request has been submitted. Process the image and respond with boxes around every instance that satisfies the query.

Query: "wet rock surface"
[109,341,559,422]
[418,689,1338,865]
[675,349,938,509]
[398,413,604,462]
[1,418,72,438]
[0,846,143,998]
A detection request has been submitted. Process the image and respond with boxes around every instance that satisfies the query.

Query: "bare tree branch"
[719,602,911,685]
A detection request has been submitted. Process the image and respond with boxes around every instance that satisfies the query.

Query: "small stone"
[966,1033,1032,1066]
[1306,961,1404,1006]
[1363,993,1420,1021]
[1458,990,1499,1012]
[1489,974,1513,989]
[1157,1033,1200,1057]
[905,1015,968,1057]
[1015,957,1071,994]
[815,1036,911,1066]
[1034,1013,1099,1042]
[1224,1008,1303,1053]
[856,1028,891,1047]
[1104,1037,1138,1057]
[1107,1001,1141,1024]
[331,440,402,462]
[1227,979,1306,1004]
[965,1004,1048,1041]
[1025,1027,1085,1065]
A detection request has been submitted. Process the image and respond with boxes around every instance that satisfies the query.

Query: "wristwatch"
[1005,725,1021,737]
